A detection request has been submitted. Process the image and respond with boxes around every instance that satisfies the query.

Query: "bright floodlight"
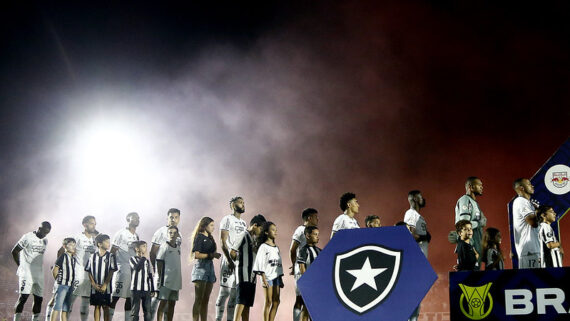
[72,120,160,208]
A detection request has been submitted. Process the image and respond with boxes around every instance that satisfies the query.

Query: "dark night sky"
[1,1,569,318]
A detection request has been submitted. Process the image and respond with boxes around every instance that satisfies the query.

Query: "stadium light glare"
[71,120,160,208]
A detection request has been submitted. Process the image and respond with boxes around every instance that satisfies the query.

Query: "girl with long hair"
[253,221,283,321]
[189,217,221,321]
[482,227,504,270]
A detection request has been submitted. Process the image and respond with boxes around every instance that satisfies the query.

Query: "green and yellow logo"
[458,282,493,320]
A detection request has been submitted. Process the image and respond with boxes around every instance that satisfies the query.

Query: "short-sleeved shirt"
[404,208,428,257]
[16,232,48,278]
[331,214,359,238]
[296,245,321,271]
[74,232,98,280]
[155,242,182,291]
[291,225,306,275]
[220,214,247,249]
[512,196,540,256]
[55,253,78,286]
[192,233,216,261]
[85,251,117,294]
[455,195,484,227]
[484,248,504,270]
[539,222,563,268]
[456,240,477,271]
[253,243,283,281]
[151,226,182,247]
[232,231,256,284]
[112,228,139,269]
[130,256,155,292]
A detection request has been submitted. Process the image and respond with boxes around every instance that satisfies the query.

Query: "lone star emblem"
[346,257,387,291]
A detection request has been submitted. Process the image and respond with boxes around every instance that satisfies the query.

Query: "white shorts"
[19,275,44,297]
[219,257,236,288]
[112,269,132,298]
[294,274,301,296]
[519,253,541,269]
[73,277,91,297]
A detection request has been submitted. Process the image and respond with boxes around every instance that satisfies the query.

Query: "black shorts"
[236,282,256,307]
[90,291,111,306]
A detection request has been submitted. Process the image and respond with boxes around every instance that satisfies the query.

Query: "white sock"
[45,305,54,321]
[227,288,237,321]
[32,314,40,321]
[80,297,90,321]
[215,287,230,321]
[109,308,115,321]
[14,313,22,321]
[293,308,302,321]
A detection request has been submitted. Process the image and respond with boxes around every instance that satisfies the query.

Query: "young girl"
[253,222,283,321]
[482,227,504,270]
[190,217,221,321]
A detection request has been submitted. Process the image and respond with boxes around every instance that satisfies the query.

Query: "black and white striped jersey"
[130,256,154,292]
[232,231,256,284]
[85,251,117,294]
[54,253,78,286]
[296,244,321,271]
[539,222,563,268]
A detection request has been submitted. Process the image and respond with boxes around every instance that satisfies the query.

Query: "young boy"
[51,238,78,321]
[289,208,318,321]
[455,220,479,271]
[365,215,381,228]
[231,214,266,321]
[86,234,117,321]
[538,205,563,268]
[155,226,182,321]
[296,226,321,321]
[130,241,154,321]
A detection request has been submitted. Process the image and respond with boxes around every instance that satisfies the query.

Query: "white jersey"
[512,196,540,257]
[220,214,247,249]
[16,232,48,279]
[292,225,306,275]
[74,232,98,279]
[151,226,182,247]
[331,213,359,238]
[404,208,428,257]
[112,228,139,269]
[155,242,182,290]
[539,222,563,268]
[253,243,283,281]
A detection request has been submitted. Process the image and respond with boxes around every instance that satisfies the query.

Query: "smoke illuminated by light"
[70,119,162,210]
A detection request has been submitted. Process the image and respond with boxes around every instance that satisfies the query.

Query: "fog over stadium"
[1,2,569,319]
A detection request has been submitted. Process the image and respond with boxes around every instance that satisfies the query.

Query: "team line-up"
[10,176,564,321]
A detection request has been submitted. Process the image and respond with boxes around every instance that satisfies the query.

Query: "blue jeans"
[131,290,152,321]
[53,285,74,312]
[191,259,216,283]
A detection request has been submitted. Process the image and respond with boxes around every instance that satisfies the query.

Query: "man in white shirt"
[403,190,430,321]
[215,196,247,321]
[149,208,181,320]
[512,178,541,269]
[12,221,51,321]
[289,208,319,321]
[331,192,360,238]
[110,212,140,321]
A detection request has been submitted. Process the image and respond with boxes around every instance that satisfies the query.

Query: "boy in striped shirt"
[51,237,78,321]
[537,205,564,268]
[130,241,154,321]
[230,214,266,321]
[86,234,117,321]
[296,226,321,321]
